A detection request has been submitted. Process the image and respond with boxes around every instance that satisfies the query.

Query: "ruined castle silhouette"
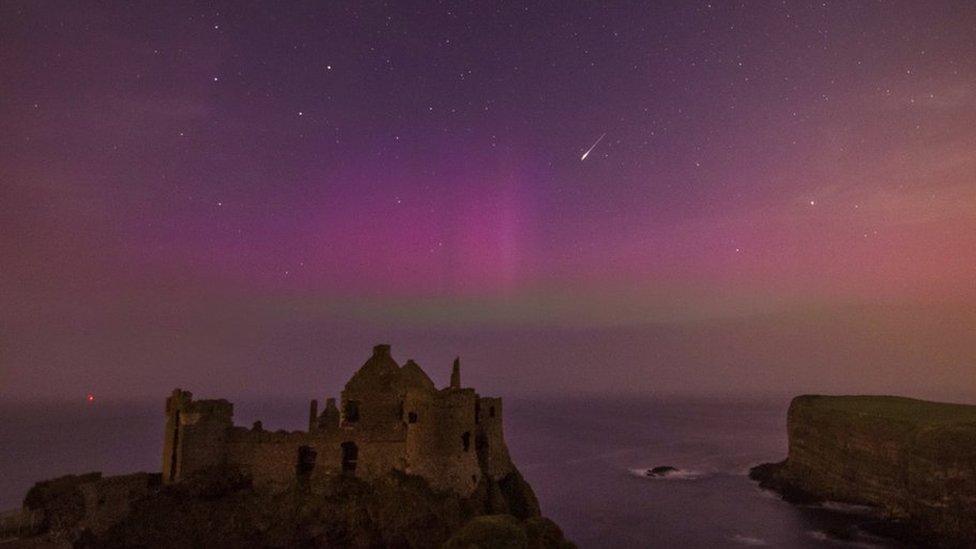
[162,344,516,496]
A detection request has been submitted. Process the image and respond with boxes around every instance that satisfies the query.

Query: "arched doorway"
[341,441,358,474]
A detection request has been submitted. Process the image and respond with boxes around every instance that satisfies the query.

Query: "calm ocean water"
[0,397,902,548]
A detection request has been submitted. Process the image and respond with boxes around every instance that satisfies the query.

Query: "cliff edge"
[9,466,573,548]
[751,395,976,546]
[3,346,574,548]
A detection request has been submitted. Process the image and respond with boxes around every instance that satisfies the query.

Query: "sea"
[0,397,906,548]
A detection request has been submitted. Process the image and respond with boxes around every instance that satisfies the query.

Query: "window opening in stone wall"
[489,406,495,418]
[341,441,358,473]
[462,431,471,452]
[296,445,317,477]
[168,411,181,480]
[344,400,360,422]
[408,412,418,423]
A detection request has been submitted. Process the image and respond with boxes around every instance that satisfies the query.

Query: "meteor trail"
[580,132,606,161]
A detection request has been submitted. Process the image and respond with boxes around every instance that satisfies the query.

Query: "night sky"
[2,2,975,402]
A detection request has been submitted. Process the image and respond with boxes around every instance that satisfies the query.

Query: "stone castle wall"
[405,389,481,494]
[476,397,513,479]
[162,345,516,498]
[225,428,329,486]
[162,391,232,483]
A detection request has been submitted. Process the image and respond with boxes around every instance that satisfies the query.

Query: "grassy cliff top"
[793,395,976,426]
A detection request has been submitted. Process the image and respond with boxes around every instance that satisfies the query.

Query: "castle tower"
[161,389,233,484]
[162,389,192,484]
[450,357,461,389]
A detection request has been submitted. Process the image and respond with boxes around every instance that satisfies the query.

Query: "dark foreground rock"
[12,467,574,548]
[751,394,976,548]
[747,461,820,505]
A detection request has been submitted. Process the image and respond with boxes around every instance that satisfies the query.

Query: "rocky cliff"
[10,466,573,548]
[751,395,976,546]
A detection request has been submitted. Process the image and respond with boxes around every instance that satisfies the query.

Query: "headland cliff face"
[751,395,976,546]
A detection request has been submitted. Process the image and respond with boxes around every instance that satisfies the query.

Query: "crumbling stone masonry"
[161,344,516,496]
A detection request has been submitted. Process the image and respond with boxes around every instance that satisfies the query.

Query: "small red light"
[87,393,95,403]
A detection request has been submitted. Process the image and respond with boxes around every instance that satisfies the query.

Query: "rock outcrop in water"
[645,466,677,477]
[751,394,976,547]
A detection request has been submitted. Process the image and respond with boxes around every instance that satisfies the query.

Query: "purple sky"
[2,2,975,402]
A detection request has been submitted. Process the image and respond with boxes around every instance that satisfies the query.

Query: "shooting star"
[580,132,606,161]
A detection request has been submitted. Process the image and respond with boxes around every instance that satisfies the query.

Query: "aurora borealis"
[2,2,974,400]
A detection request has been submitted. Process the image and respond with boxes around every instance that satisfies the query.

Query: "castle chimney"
[308,399,319,432]
[373,344,391,358]
[450,357,461,389]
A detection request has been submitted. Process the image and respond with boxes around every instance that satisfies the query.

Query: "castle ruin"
[161,344,516,496]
